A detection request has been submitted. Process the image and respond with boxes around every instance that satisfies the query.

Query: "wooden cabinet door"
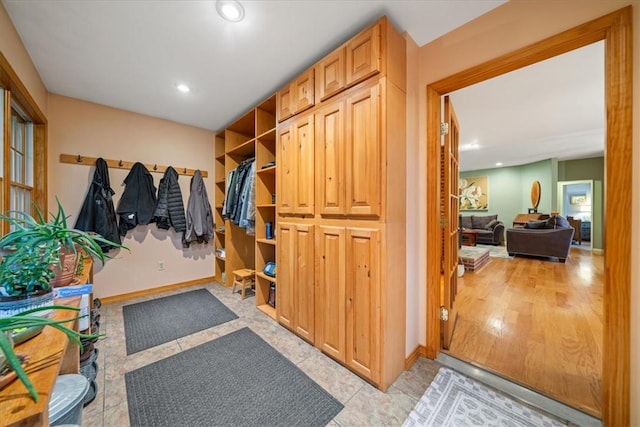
[277,84,293,122]
[276,222,295,329]
[293,68,315,114]
[346,84,381,217]
[346,23,380,86]
[277,124,295,214]
[345,227,380,383]
[293,115,315,215]
[316,226,346,362]
[294,224,315,343]
[316,47,345,101]
[316,100,346,215]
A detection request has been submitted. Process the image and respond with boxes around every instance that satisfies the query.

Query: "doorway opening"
[425,7,632,427]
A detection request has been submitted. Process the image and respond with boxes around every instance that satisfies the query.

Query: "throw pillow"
[485,219,499,230]
[471,215,497,229]
[460,216,473,230]
[546,215,571,229]
[525,220,547,229]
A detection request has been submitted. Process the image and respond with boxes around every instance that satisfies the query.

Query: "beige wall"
[48,94,215,299]
[0,3,47,115]
[413,0,639,422]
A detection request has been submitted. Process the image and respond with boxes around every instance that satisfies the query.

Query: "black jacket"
[117,162,157,236]
[153,166,186,232]
[74,157,121,251]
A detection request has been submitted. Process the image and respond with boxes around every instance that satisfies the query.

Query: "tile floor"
[81,282,442,426]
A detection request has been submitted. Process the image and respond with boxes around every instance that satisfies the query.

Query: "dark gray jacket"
[183,170,214,247]
[153,166,186,232]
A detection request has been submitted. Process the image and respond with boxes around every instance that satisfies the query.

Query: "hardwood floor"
[445,245,603,418]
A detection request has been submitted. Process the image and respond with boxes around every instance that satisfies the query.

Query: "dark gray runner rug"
[125,327,344,427]
[123,288,238,355]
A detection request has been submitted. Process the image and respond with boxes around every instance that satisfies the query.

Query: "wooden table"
[0,296,81,427]
[461,230,479,246]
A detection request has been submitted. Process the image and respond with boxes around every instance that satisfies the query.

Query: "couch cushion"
[460,216,473,229]
[471,215,497,229]
[525,220,547,229]
[546,215,571,229]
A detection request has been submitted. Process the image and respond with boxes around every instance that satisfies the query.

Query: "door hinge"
[440,306,449,321]
[440,215,446,229]
[440,122,449,135]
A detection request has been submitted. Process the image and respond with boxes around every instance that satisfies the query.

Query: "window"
[9,104,34,216]
[0,55,47,234]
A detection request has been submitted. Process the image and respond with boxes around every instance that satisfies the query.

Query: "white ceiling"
[3,0,604,171]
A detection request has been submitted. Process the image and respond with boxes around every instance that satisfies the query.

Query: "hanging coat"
[183,170,214,247]
[153,166,187,232]
[74,157,121,251]
[117,162,157,236]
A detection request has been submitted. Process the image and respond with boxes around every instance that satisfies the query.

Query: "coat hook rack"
[59,154,208,178]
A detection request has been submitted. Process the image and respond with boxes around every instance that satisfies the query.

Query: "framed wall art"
[570,194,587,205]
[459,176,488,210]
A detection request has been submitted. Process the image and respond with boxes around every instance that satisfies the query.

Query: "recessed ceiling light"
[495,162,503,166]
[176,84,190,93]
[216,0,245,22]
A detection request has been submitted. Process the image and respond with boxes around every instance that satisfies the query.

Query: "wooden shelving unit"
[214,132,226,284]
[254,95,277,319]
[214,94,276,303]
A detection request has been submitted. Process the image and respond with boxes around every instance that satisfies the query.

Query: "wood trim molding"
[425,7,632,426]
[405,344,428,369]
[99,277,216,304]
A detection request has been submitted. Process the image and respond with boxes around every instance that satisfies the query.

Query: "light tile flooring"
[81,282,442,426]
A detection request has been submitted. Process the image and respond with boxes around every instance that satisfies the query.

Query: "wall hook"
[76,155,83,163]
[183,167,187,174]
[118,160,124,167]
[153,164,158,171]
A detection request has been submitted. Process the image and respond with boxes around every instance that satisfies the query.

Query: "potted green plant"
[0,305,94,401]
[0,198,127,400]
[0,197,125,300]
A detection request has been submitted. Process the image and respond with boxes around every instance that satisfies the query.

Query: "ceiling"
[3,1,604,171]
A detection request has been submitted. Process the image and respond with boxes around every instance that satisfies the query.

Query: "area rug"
[403,368,565,427]
[125,327,344,427]
[477,244,514,259]
[123,288,238,355]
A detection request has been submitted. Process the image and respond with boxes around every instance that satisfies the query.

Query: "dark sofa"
[506,216,575,262]
[460,214,505,245]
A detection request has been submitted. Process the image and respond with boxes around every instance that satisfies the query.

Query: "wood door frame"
[425,7,632,426]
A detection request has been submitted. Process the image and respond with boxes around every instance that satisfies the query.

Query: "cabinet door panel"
[294,115,315,215]
[346,23,380,86]
[317,226,346,362]
[345,227,380,383]
[276,222,295,329]
[277,125,294,214]
[316,47,346,101]
[346,84,381,217]
[294,69,315,114]
[294,224,315,343]
[316,101,346,215]
[277,84,293,122]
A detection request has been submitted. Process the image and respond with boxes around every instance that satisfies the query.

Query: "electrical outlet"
[158,261,165,270]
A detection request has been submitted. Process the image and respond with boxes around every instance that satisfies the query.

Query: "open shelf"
[256,271,276,282]
[257,303,276,320]
[256,238,276,245]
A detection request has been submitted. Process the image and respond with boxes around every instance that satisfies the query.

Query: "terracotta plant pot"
[49,245,81,288]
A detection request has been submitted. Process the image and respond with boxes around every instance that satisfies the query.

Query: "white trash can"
[48,374,90,426]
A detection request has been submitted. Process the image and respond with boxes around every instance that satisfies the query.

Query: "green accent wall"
[462,156,604,250]
[460,159,555,229]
